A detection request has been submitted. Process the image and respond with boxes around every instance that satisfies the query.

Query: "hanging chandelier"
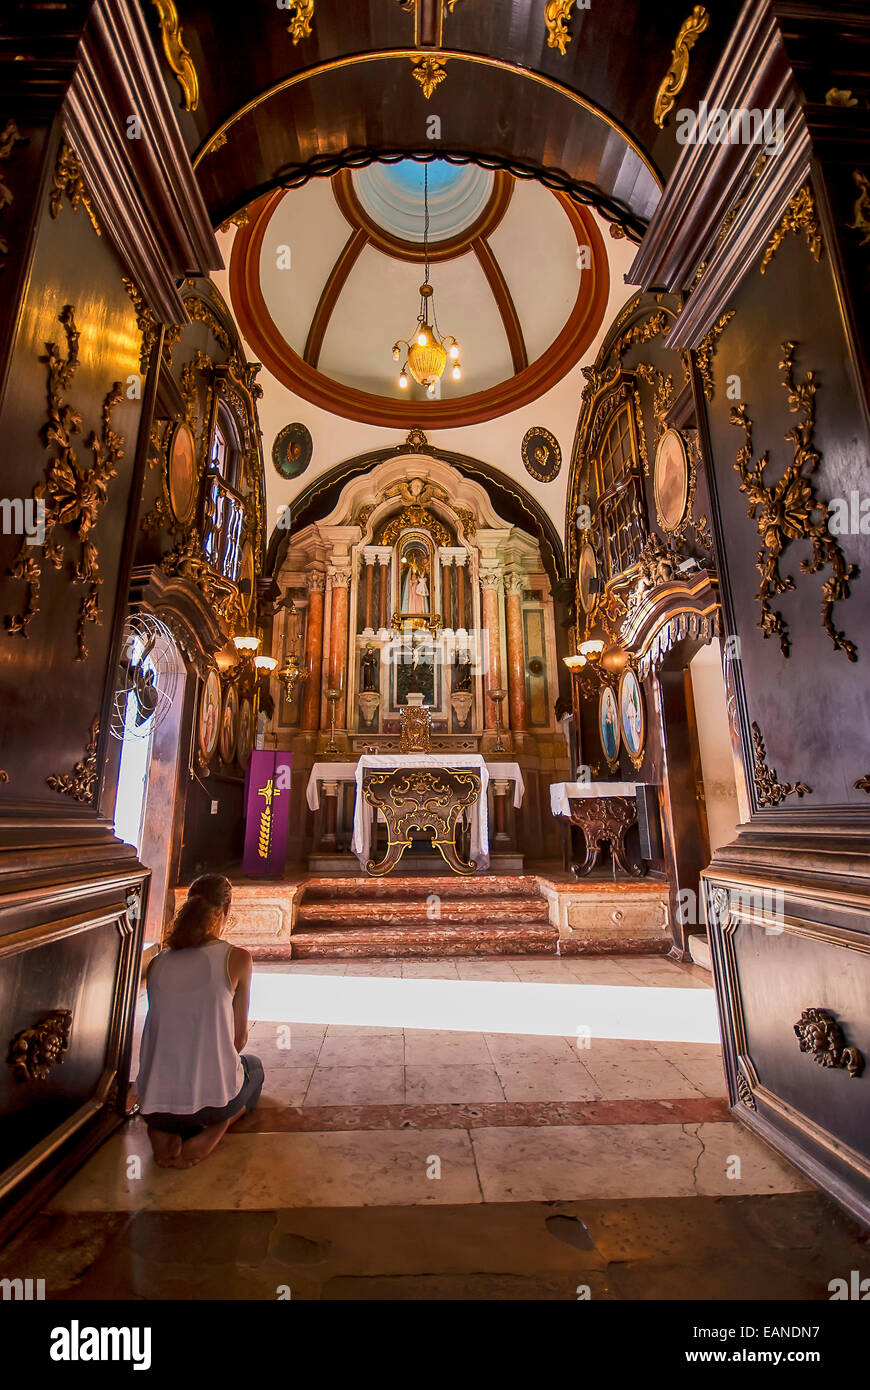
[392,165,462,397]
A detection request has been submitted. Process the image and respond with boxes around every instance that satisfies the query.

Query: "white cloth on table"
[351,754,491,870]
[549,781,638,818]
[306,762,357,810]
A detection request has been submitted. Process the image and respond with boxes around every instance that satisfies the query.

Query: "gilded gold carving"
[760,185,823,275]
[379,508,450,547]
[362,767,481,875]
[847,169,870,247]
[794,1008,864,1079]
[0,118,28,271]
[405,428,429,452]
[49,140,100,236]
[399,704,432,753]
[46,716,100,803]
[545,1,576,55]
[286,1,314,43]
[695,311,734,401]
[730,342,858,661]
[854,775,870,793]
[151,1,199,110]
[8,1010,72,1081]
[615,310,671,360]
[0,771,7,783]
[412,56,447,100]
[218,208,251,235]
[825,89,858,108]
[5,306,124,660]
[653,7,710,128]
[122,276,160,375]
[751,721,811,807]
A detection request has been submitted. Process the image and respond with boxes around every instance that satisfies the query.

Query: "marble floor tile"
[685,1122,813,1196]
[282,963,349,975]
[403,1030,492,1066]
[47,1129,480,1210]
[401,961,460,979]
[507,962,581,983]
[579,1056,705,1101]
[496,1062,603,1103]
[257,1066,314,1108]
[317,1034,405,1067]
[341,962,405,977]
[665,1057,728,1097]
[485,1033,578,1065]
[253,1038,324,1069]
[404,1064,505,1104]
[304,1065,405,1107]
[454,961,519,981]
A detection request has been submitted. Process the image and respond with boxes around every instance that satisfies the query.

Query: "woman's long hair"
[165,874,232,950]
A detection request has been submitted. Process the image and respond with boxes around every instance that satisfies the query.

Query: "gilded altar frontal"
[0,0,867,1347]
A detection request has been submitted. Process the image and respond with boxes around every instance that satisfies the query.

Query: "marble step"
[296,897,551,927]
[300,874,542,902]
[290,921,559,958]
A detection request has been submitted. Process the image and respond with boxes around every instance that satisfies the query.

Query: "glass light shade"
[579,639,605,658]
[451,365,461,380]
[407,334,447,387]
[233,633,260,652]
[448,343,460,359]
[398,371,409,388]
[254,655,277,672]
[563,654,587,670]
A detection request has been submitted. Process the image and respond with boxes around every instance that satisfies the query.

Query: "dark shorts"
[143,1054,265,1140]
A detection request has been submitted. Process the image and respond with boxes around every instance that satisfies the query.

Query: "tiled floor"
[5,953,864,1299]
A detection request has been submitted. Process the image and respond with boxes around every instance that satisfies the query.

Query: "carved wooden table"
[549,781,646,878]
[361,767,482,876]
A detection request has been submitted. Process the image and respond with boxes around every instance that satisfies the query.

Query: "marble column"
[301,570,325,731]
[327,565,351,729]
[455,554,467,632]
[441,556,452,630]
[378,553,390,633]
[363,554,375,632]
[480,566,505,731]
[504,571,528,734]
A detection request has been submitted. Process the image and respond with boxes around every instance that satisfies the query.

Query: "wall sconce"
[254,655,277,674]
[563,653,587,672]
[233,632,260,655]
[579,639,605,662]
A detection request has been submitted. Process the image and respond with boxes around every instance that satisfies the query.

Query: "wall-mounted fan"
[109,613,179,740]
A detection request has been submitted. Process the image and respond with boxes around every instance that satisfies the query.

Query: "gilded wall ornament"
[5,306,124,660]
[615,311,671,360]
[405,428,429,452]
[653,6,711,128]
[521,426,562,482]
[794,1008,864,1079]
[730,342,858,661]
[0,118,28,272]
[217,208,251,235]
[695,311,734,401]
[751,720,811,807]
[46,716,101,803]
[8,1009,72,1081]
[412,55,447,99]
[544,0,576,55]
[151,1,199,110]
[760,185,823,275]
[854,775,870,793]
[735,1071,757,1110]
[286,1,314,43]
[847,169,870,247]
[122,276,160,375]
[49,140,100,236]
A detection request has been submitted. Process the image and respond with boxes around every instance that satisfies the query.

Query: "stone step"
[296,897,551,927]
[290,921,559,958]
[300,874,542,902]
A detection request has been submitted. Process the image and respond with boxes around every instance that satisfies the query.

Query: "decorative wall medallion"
[545,0,576,55]
[618,666,646,770]
[653,6,710,127]
[237,696,254,769]
[654,428,689,532]
[272,421,313,479]
[730,342,858,661]
[151,1,199,110]
[521,426,562,482]
[220,682,239,764]
[847,169,870,247]
[578,542,599,613]
[7,1009,72,1081]
[598,684,620,770]
[760,186,823,275]
[167,420,198,525]
[198,669,221,764]
[751,721,811,807]
[794,1008,864,1079]
[46,716,100,804]
[411,55,447,99]
[286,0,314,43]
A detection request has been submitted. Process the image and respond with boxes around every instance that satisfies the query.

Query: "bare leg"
[147,1126,182,1168]
[174,1118,233,1168]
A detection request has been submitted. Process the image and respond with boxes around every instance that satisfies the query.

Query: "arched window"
[202,400,245,583]
[594,401,646,580]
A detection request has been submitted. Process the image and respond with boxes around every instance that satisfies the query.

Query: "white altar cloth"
[549,781,638,818]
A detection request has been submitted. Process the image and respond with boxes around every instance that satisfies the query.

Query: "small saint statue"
[360,644,379,693]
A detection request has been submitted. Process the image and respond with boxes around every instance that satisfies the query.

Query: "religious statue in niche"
[400,541,431,617]
[454,659,473,693]
[360,644,379,693]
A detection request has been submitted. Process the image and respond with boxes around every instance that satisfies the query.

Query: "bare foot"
[147,1127,182,1168]
[175,1119,232,1168]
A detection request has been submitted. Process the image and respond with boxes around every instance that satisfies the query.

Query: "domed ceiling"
[228,159,609,428]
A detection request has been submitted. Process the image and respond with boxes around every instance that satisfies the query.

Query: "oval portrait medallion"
[220,682,239,765]
[598,684,621,770]
[521,426,561,482]
[272,422,313,480]
[198,668,221,764]
[578,542,599,614]
[618,666,646,770]
[167,420,199,526]
[654,427,689,533]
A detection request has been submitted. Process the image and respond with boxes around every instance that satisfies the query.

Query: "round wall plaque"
[521,426,561,482]
[272,422,313,480]
[167,421,198,526]
[653,427,690,532]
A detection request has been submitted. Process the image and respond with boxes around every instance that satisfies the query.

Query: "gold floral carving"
[286,1,314,43]
[615,311,671,360]
[695,311,734,401]
[0,118,28,271]
[794,1008,864,1079]
[218,208,251,235]
[847,169,870,247]
[653,7,710,128]
[760,186,823,274]
[854,775,870,793]
[46,716,100,803]
[545,0,576,55]
[379,507,450,547]
[730,342,857,661]
[8,1010,72,1081]
[412,55,447,99]
[122,276,160,375]
[151,1,199,110]
[49,140,100,236]
[405,428,429,452]
[751,721,811,806]
[5,306,124,660]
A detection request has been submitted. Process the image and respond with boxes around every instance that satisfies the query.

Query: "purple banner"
[242,751,292,876]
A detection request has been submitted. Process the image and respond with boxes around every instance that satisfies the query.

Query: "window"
[594,402,646,580]
[202,400,245,583]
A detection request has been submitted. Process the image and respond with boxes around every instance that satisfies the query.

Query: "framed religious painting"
[167,420,199,527]
[220,682,239,765]
[618,666,646,769]
[197,668,221,766]
[598,683,620,770]
[653,427,689,533]
[237,695,254,770]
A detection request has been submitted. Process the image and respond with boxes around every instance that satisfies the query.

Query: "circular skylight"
[351,161,496,243]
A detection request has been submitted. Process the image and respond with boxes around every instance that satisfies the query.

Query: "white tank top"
[136,940,244,1114]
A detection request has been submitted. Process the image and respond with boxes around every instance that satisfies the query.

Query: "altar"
[549,780,646,878]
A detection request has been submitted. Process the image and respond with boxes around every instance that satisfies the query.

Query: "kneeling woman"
[137,874,264,1168]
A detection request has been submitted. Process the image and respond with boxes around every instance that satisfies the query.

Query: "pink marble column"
[480,566,505,731]
[301,571,325,731]
[364,557,375,631]
[327,566,351,729]
[504,572,528,734]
